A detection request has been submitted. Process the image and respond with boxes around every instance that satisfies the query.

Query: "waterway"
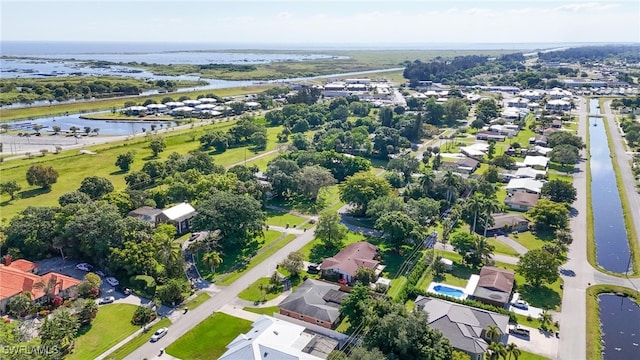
[8,114,177,136]
[598,294,640,360]
[589,98,632,273]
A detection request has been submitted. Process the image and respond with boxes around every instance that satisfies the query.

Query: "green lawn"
[238,277,283,302]
[494,260,563,311]
[299,231,366,263]
[179,292,211,311]
[216,234,298,286]
[244,151,280,171]
[243,306,279,316]
[166,312,252,360]
[0,122,285,221]
[106,318,171,360]
[265,208,308,228]
[518,350,551,360]
[509,231,549,251]
[67,304,139,360]
[487,237,521,257]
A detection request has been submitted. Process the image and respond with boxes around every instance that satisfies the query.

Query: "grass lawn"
[510,231,549,251]
[244,151,280,171]
[238,277,283,302]
[166,312,252,360]
[179,292,211,311]
[519,350,551,360]
[487,237,521,257]
[514,313,543,330]
[243,306,279,316]
[265,208,308,228]
[67,304,139,360]
[216,234,297,286]
[106,318,171,360]
[387,276,407,301]
[0,121,285,221]
[494,260,563,311]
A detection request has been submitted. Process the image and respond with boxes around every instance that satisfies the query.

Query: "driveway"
[508,324,559,359]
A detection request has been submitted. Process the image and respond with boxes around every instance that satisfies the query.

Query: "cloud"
[278,11,293,19]
[553,2,618,13]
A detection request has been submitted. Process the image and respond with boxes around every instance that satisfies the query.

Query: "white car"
[105,277,119,286]
[99,296,115,305]
[75,263,92,271]
[151,328,168,342]
[512,300,529,310]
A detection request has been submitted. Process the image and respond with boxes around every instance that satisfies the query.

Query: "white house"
[518,89,543,100]
[506,97,530,109]
[157,202,197,234]
[546,99,571,112]
[182,99,202,107]
[505,178,545,195]
[164,101,185,109]
[548,87,572,99]
[219,316,333,360]
[514,167,547,179]
[523,155,550,170]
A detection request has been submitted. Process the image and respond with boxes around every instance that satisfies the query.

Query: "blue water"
[8,114,177,136]
[589,98,632,273]
[432,285,465,299]
[599,294,640,360]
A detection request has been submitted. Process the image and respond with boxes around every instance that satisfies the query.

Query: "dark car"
[307,263,320,274]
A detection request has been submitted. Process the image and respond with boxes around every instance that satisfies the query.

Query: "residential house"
[475,131,506,142]
[546,99,571,112]
[279,279,347,329]
[518,90,543,101]
[128,206,163,226]
[505,192,539,211]
[523,156,550,170]
[542,127,560,137]
[320,242,384,284]
[415,296,509,360]
[551,119,563,128]
[124,106,147,116]
[506,97,530,109]
[487,213,530,233]
[530,145,553,156]
[471,267,515,307]
[1,257,81,313]
[514,167,546,179]
[219,315,339,360]
[157,202,197,234]
[532,135,548,147]
[548,88,572,99]
[456,158,480,175]
[460,143,489,159]
[505,178,544,195]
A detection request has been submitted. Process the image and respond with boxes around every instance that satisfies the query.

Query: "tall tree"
[149,137,166,157]
[202,251,223,275]
[517,249,560,287]
[505,343,521,360]
[78,176,114,199]
[26,164,58,189]
[340,172,392,216]
[540,179,577,203]
[192,192,266,249]
[115,151,135,172]
[0,180,21,200]
[295,165,336,201]
[280,251,305,277]
[315,210,348,250]
[375,211,425,251]
[340,284,372,332]
[527,199,569,232]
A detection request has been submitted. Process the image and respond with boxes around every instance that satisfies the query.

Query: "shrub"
[129,275,157,297]
[131,305,156,325]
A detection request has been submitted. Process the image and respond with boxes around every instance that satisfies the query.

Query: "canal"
[589,98,632,273]
[598,294,640,359]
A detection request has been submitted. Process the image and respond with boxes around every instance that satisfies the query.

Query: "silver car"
[151,327,168,342]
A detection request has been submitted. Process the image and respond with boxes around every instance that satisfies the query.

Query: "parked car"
[512,300,529,310]
[99,296,115,305]
[93,270,106,277]
[75,263,92,271]
[151,328,168,342]
[307,263,320,274]
[509,324,530,337]
[105,277,119,286]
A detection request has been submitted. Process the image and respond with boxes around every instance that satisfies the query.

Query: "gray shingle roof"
[279,279,343,323]
[415,296,509,356]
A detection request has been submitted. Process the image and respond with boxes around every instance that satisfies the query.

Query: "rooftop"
[161,202,196,222]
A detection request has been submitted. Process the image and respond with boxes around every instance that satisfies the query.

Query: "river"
[589,98,632,273]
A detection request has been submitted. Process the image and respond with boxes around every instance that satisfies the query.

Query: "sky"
[1,0,639,45]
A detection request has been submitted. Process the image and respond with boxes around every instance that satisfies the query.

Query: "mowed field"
[0,119,285,221]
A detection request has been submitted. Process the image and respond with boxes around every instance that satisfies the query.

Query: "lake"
[599,294,640,360]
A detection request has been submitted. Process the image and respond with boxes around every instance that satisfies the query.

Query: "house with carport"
[319,242,384,284]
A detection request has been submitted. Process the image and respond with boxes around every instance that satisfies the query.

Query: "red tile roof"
[320,242,379,278]
[477,266,515,293]
[0,264,81,301]
[7,259,37,273]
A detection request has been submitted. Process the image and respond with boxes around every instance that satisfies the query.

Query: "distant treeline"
[402,54,524,86]
[538,45,640,62]
[198,64,258,72]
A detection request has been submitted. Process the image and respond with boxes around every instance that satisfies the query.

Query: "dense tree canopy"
[26,165,58,189]
[541,179,577,203]
[339,172,392,216]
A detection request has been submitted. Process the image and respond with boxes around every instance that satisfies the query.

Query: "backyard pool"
[427,282,467,300]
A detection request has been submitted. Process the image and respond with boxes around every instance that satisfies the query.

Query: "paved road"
[124,226,318,360]
[556,97,640,360]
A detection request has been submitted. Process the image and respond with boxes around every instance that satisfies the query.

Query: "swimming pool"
[427,282,467,300]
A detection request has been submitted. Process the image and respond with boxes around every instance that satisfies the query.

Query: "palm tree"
[419,170,436,195]
[539,310,554,332]
[158,237,181,267]
[467,194,484,234]
[505,343,521,360]
[487,342,506,360]
[482,197,501,237]
[33,276,60,303]
[203,251,223,275]
[474,236,495,265]
[443,170,458,203]
[484,324,502,343]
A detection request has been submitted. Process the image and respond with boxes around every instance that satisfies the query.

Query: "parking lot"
[508,324,559,359]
